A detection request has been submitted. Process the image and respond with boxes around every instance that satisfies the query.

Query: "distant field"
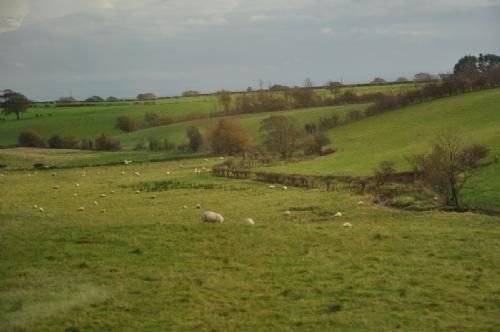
[263,88,500,176]
[0,159,499,331]
[0,83,421,147]
[116,103,368,149]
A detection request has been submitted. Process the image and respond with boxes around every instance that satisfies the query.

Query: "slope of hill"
[263,88,500,176]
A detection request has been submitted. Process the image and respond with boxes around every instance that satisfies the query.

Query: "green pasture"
[0,160,499,331]
[264,88,500,176]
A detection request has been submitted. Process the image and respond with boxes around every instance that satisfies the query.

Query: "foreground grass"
[0,160,499,331]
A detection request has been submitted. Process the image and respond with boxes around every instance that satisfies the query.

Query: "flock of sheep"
[25,158,356,228]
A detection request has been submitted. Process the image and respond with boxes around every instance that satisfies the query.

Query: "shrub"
[48,134,79,149]
[80,138,93,150]
[148,138,164,151]
[374,160,396,186]
[18,129,45,147]
[116,116,138,132]
[94,133,121,151]
[208,118,251,155]
[144,112,174,127]
[187,126,203,152]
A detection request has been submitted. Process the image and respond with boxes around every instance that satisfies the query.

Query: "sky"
[0,0,499,101]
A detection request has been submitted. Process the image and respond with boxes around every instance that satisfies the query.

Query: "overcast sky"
[0,0,499,100]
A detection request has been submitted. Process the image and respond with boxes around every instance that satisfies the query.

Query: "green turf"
[263,88,500,176]
[0,160,499,331]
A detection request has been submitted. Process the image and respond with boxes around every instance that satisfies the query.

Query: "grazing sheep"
[282,186,288,190]
[269,185,276,189]
[134,171,141,176]
[219,157,224,160]
[39,207,44,212]
[99,193,106,197]
[110,190,115,194]
[73,193,78,197]
[183,205,188,209]
[53,185,59,189]
[196,203,201,209]
[335,212,343,217]
[204,158,209,162]
[33,204,38,209]
[343,222,352,227]
[82,172,86,177]
[357,201,364,205]
[136,190,141,194]
[101,209,106,213]
[242,218,255,225]
[166,171,171,175]
[76,183,80,187]
[201,211,224,223]
[433,196,439,201]
[77,207,85,212]
[283,210,291,217]
[123,160,132,165]
[121,171,125,175]
[93,201,98,205]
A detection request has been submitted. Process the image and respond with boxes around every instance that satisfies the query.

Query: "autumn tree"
[18,129,45,147]
[260,115,304,159]
[207,118,251,155]
[115,116,138,132]
[217,90,232,113]
[186,126,203,152]
[1,90,30,120]
[408,133,489,209]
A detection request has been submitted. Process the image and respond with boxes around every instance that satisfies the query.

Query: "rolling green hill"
[264,88,500,176]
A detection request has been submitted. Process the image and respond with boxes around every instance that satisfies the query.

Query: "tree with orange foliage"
[207,118,251,155]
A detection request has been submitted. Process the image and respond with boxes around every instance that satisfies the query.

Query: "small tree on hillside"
[94,133,121,151]
[116,116,138,132]
[371,77,386,85]
[187,126,203,152]
[208,118,251,155]
[217,90,232,113]
[260,115,304,159]
[327,81,342,96]
[408,133,489,209]
[1,90,30,120]
[304,132,331,156]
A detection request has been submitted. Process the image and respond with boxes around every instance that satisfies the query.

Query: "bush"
[18,129,45,147]
[48,134,79,149]
[148,138,164,151]
[116,116,138,132]
[94,133,121,151]
[144,112,174,128]
[187,126,203,152]
[80,138,93,150]
[208,118,251,155]
[374,160,396,186]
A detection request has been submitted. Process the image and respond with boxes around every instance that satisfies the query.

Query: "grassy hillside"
[0,159,499,331]
[0,83,422,147]
[264,88,500,176]
[116,104,368,149]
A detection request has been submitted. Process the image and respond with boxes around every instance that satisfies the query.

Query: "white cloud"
[0,0,29,33]
[321,27,335,35]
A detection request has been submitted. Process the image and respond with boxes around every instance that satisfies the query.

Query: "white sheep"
[134,171,141,176]
[53,185,59,189]
[94,201,98,205]
[33,204,38,209]
[196,203,201,209]
[77,207,85,212]
[282,186,288,190]
[136,190,141,194]
[242,218,255,225]
[357,201,364,205]
[101,209,106,213]
[99,193,106,198]
[110,190,115,194]
[204,158,209,162]
[73,193,78,197]
[183,205,188,209]
[166,171,171,175]
[121,171,125,175]
[283,210,291,217]
[76,183,80,187]
[343,222,352,227]
[123,160,132,165]
[201,211,224,223]
[269,185,276,189]
[39,207,44,212]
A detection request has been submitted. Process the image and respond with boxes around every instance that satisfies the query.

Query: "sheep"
[53,185,60,189]
[39,207,44,213]
[242,218,255,225]
[123,160,132,165]
[81,172,86,177]
[76,183,80,187]
[73,193,78,197]
[166,171,171,175]
[269,185,276,189]
[52,172,56,176]
[282,186,288,190]
[204,158,209,162]
[135,190,141,194]
[121,171,125,175]
[77,207,85,212]
[357,200,364,205]
[334,212,343,217]
[110,190,115,194]
[201,211,224,223]
[196,203,201,209]
[343,222,352,228]
[94,201,99,205]
[99,193,107,198]
[101,209,106,213]
[134,171,141,177]
[183,205,188,209]
[283,210,291,217]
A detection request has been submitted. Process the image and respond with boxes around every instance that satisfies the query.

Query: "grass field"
[264,88,500,176]
[1,159,499,331]
[0,83,422,148]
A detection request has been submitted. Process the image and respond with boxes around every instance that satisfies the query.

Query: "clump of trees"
[137,93,156,100]
[187,126,203,152]
[48,134,79,149]
[182,90,200,97]
[408,134,489,209]
[18,129,45,147]
[1,90,30,120]
[85,96,104,102]
[144,112,174,128]
[217,90,232,113]
[207,118,251,155]
[260,115,304,159]
[116,116,139,132]
[94,133,121,151]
